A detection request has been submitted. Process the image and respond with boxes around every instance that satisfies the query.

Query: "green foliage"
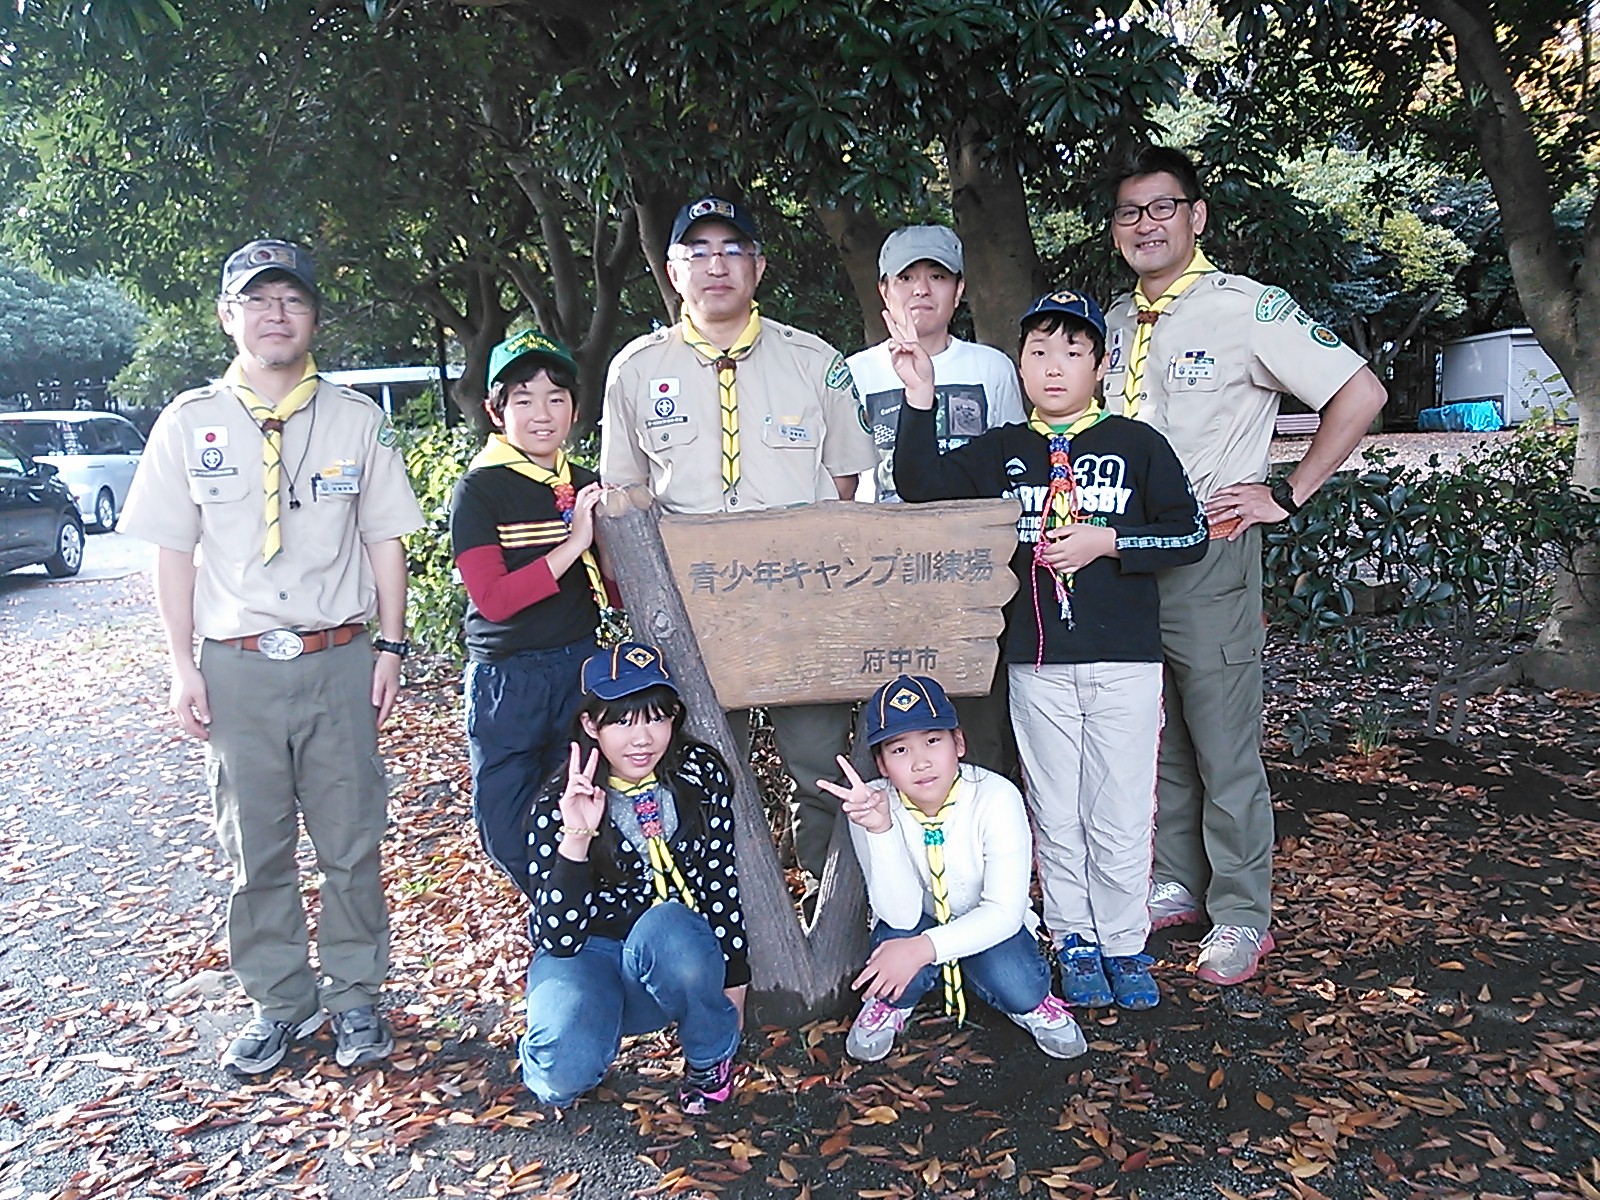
[1263,418,1600,659]
[1284,707,1331,758]
[399,404,477,660]
[0,259,143,392]
[109,302,223,410]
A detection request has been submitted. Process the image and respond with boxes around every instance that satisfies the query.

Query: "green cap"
[487,328,577,390]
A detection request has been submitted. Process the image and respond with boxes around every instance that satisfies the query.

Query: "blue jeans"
[465,637,595,899]
[518,902,740,1106]
[874,913,1049,1015]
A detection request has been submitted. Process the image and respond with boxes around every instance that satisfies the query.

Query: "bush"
[1262,415,1600,664]
[400,399,479,661]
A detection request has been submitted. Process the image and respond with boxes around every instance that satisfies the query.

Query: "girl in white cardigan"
[820,674,1087,1062]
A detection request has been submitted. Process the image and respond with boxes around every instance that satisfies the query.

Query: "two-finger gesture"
[883,304,935,409]
[559,741,605,836]
[818,755,891,834]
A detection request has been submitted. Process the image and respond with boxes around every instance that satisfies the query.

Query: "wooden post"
[596,487,867,1024]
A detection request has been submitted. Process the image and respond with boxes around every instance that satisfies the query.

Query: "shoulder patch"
[1254,287,1293,323]
[1310,324,1344,348]
[825,353,853,391]
[376,417,399,447]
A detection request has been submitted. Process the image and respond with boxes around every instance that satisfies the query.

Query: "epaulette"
[168,381,223,409]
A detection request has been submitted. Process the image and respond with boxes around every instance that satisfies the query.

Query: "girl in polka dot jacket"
[517,642,748,1113]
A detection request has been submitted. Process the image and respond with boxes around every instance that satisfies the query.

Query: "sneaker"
[1005,994,1087,1059]
[1196,925,1275,985]
[330,1005,394,1069]
[845,997,910,1062]
[1056,934,1114,1008]
[1148,880,1201,930]
[679,1054,736,1113]
[1104,953,1161,1010]
[220,1011,325,1077]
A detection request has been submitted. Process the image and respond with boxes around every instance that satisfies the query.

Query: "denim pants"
[518,902,740,1106]
[465,637,595,899]
[874,912,1050,1016]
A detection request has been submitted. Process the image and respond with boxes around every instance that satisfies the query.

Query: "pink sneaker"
[679,1054,736,1113]
[1195,925,1275,985]
[846,998,910,1062]
[1005,994,1087,1059]
[1148,880,1201,930]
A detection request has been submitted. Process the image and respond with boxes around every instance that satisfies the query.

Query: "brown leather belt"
[1208,514,1242,541]
[222,622,364,659]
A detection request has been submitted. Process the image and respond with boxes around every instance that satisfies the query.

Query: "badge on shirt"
[649,378,680,404]
[193,426,230,449]
[1106,327,1125,373]
[314,460,362,496]
[1170,350,1216,383]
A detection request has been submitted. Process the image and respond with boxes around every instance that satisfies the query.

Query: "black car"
[0,430,84,578]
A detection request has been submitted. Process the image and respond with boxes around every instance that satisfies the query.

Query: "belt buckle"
[257,629,305,661]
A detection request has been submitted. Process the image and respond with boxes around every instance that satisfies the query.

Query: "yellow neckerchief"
[225,354,319,564]
[680,304,762,494]
[468,435,608,618]
[611,773,699,912]
[1122,246,1218,420]
[1025,405,1108,530]
[899,778,967,1025]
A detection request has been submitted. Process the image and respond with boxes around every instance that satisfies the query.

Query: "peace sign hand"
[882,303,935,410]
[558,741,605,847]
[818,754,892,834]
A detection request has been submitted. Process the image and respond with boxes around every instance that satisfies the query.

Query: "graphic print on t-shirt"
[1008,453,1131,543]
[866,384,991,501]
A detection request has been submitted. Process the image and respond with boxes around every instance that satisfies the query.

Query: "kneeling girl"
[519,643,747,1112]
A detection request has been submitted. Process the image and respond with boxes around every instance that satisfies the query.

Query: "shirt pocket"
[1165,349,1224,393]
[759,414,821,450]
[646,414,699,452]
[187,470,251,506]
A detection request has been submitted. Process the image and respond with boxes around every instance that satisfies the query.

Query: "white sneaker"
[1005,994,1087,1059]
[1196,924,1275,985]
[1148,880,1201,930]
[845,998,909,1062]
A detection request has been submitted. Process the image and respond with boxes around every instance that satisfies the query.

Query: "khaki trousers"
[1154,530,1273,929]
[200,635,391,1023]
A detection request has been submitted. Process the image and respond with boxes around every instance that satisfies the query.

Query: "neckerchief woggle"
[611,773,699,912]
[225,354,319,564]
[1122,246,1218,420]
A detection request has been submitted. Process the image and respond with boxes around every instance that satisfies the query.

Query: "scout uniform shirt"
[599,317,879,513]
[120,379,424,641]
[1101,274,1367,501]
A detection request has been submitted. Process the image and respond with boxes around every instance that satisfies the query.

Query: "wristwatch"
[373,637,412,658]
[1269,477,1302,517]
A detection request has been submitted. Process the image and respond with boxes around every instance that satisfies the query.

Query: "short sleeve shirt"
[1102,274,1365,501]
[120,379,424,641]
[599,316,879,514]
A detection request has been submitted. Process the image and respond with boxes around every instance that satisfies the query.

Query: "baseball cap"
[582,642,679,701]
[221,239,318,298]
[487,327,579,390]
[1019,289,1107,340]
[865,674,960,747]
[878,225,964,278]
[669,195,761,248]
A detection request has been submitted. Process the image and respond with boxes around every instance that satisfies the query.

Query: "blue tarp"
[1417,401,1503,432]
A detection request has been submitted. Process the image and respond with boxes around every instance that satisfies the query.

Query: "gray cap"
[878,225,964,278]
[221,240,318,298]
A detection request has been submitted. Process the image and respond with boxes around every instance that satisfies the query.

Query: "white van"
[0,411,145,531]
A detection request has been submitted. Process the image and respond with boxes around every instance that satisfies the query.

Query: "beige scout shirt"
[599,316,879,514]
[1102,274,1365,502]
[120,379,424,642]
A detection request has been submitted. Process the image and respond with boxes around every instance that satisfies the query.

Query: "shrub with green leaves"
[399,404,478,659]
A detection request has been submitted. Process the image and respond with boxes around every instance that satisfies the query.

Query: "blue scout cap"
[669,195,761,249]
[487,328,579,390]
[1019,289,1107,340]
[221,240,318,299]
[866,674,960,747]
[582,642,679,701]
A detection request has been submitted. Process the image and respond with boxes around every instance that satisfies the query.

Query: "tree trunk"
[595,488,868,1025]
[949,121,1045,353]
[817,204,890,350]
[1417,1,1600,687]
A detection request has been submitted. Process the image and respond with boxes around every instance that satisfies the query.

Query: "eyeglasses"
[225,293,315,315]
[1111,196,1195,226]
[668,242,761,262]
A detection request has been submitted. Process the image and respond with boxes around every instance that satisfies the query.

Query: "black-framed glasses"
[1112,197,1195,226]
[225,293,315,315]
[668,241,761,263]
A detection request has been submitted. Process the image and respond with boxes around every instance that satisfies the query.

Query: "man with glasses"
[121,239,423,1076]
[601,195,877,882]
[1102,148,1386,985]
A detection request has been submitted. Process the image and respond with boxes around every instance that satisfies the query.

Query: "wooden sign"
[656,498,1020,708]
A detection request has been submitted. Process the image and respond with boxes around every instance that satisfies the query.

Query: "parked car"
[0,431,84,578]
[0,410,145,532]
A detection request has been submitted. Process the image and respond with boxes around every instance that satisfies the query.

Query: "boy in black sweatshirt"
[891,289,1206,1011]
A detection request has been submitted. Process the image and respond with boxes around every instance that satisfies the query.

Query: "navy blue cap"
[1019,288,1107,340]
[582,642,678,701]
[669,195,761,249]
[221,239,318,299]
[866,674,959,747]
